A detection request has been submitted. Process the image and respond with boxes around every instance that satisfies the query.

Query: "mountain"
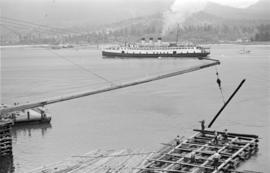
[204,0,270,20]
[97,0,270,43]
[0,0,173,28]
[1,0,270,45]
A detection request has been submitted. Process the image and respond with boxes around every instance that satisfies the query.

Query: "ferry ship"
[102,37,210,58]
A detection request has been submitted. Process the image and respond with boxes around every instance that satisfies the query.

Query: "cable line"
[215,66,225,104]
[48,50,115,86]
[72,151,159,158]
[0,17,83,35]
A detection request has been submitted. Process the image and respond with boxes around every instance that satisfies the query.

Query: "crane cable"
[215,66,225,104]
[48,50,115,86]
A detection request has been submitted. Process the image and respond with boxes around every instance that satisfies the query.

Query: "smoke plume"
[162,0,259,35]
[162,0,207,35]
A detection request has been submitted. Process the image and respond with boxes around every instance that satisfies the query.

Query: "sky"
[0,0,262,28]
[161,0,261,34]
[208,0,259,8]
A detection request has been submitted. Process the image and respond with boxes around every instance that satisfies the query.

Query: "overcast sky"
[0,0,261,27]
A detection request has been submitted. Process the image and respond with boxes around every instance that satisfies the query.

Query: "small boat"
[0,104,51,126]
[240,48,251,54]
[51,43,74,49]
[102,37,210,58]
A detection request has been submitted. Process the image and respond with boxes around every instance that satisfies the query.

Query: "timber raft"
[29,129,259,173]
[136,129,259,173]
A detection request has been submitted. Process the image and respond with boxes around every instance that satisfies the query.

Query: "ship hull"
[102,51,210,58]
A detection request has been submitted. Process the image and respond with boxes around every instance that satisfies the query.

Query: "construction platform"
[136,129,259,173]
[29,129,259,173]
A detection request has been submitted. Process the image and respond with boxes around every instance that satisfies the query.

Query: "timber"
[0,60,220,116]
[193,129,259,139]
[137,130,259,173]
[28,129,259,173]
[208,79,246,128]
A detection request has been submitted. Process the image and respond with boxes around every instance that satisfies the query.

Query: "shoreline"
[1,41,270,49]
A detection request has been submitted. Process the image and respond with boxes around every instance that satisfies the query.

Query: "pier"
[0,120,13,156]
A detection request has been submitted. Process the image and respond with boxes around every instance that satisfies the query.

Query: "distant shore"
[1,41,270,49]
[0,44,101,49]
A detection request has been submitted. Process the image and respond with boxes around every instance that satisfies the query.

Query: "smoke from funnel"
[162,0,207,36]
[161,0,259,36]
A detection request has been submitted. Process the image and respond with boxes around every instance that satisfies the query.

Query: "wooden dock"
[29,129,259,173]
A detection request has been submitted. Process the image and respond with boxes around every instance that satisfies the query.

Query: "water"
[1,44,269,172]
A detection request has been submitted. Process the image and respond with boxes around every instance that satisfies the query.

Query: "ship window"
[122,51,125,54]
[173,51,176,54]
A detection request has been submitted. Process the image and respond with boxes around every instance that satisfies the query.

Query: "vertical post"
[27,111,30,120]
[0,120,13,156]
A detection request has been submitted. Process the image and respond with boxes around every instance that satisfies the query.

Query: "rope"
[215,66,225,104]
[48,50,115,86]
[72,151,159,158]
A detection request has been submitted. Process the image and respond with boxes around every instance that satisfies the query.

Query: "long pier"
[0,59,219,116]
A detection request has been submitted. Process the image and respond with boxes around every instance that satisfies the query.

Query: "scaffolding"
[135,129,259,173]
[0,120,13,156]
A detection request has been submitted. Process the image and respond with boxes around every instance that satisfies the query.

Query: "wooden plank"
[164,136,216,172]
[213,139,256,173]
[185,142,222,149]
[72,151,158,158]
[165,153,183,158]
[147,159,214,170]
[193,129,258,139]
[208,79,246,128]
[140,132,201,170]
[172,148,232,157]
[135,167,188,173]
[190,137,240,173]
[174,148,193,152]
[0,61,220,116]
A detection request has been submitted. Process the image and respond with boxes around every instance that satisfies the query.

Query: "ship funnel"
[157,37,162,44]
[141,37,145,44]
[149,37,153,44]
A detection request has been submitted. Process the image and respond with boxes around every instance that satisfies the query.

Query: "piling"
[0,120,13,156]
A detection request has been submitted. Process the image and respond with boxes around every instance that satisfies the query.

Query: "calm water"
[1,44,269,172]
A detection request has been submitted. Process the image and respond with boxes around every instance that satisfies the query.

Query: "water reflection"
[11,124,52,138]
[0,155,14,173]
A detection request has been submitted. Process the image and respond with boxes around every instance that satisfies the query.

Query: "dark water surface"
[1,44,269,172]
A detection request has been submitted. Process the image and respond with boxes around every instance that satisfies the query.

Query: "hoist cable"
[48,50,115,86]
[215,66,225,104]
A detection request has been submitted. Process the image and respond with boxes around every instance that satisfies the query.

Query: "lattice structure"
[136,129,259,173]
[0,120,13,156]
